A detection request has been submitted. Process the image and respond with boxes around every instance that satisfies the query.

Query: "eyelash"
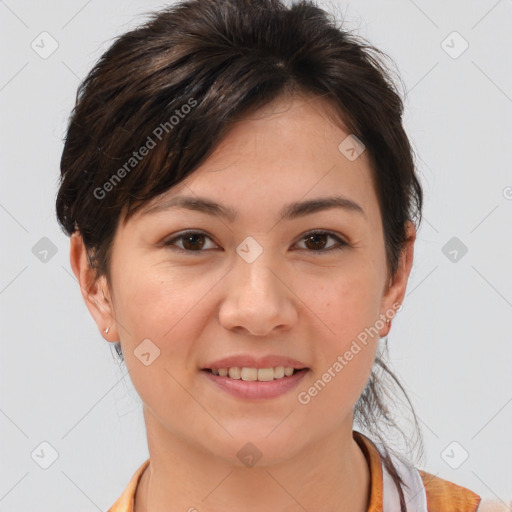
[163,229,348,255]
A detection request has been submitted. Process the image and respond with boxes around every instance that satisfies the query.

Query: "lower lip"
[201,369,309,400]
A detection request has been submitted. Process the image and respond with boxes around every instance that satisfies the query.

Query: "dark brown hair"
[55,0,424,508]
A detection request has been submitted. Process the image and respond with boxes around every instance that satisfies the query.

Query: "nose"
[218,250,298,336]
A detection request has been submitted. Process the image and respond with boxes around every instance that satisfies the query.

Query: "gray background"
[1,0,511,510]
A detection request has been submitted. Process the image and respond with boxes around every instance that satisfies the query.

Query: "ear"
[69,232,119,343]
[379,221,416,337]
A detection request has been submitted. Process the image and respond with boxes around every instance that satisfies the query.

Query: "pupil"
[306,234,326,250]
[184,234,204,250]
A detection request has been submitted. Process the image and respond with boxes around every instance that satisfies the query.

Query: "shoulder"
[418,469,481,512]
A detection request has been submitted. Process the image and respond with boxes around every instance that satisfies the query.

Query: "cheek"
[112,257,202,336]
[295,274,379,418]
[299,260,383,341]
[112,263,207,415]
[112,258,219,378]
[293,261,382,400]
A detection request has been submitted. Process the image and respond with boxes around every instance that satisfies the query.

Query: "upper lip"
[202,355,309,370]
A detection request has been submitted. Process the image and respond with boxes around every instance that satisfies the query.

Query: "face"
[71,93,415,466]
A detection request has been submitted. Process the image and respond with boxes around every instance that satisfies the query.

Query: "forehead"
[136,93,380,227]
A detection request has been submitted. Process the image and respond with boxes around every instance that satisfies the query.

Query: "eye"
[163,230,218,253]
[163,229,348,255]
[294,230,348,254]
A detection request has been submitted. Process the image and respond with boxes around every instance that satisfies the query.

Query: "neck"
[134,411,370,512]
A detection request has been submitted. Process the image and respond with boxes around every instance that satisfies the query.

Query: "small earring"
[104,327,110,334]
[386,319,391,326]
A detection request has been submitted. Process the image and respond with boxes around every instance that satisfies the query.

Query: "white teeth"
[210,366,299,381]
[228,367,241,379]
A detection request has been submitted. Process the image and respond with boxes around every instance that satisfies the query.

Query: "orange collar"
[107,458,149,512]
[353,430,384,512]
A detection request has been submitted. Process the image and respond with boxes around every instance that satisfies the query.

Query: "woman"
[55,0,500,510]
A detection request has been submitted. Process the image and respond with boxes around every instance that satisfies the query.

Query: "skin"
[70,92,415,512]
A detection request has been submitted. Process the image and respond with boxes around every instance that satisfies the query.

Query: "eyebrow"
[141,194,366,222]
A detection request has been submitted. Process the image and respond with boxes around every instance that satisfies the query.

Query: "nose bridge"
[219,238,296,334]
[234,240,281,302]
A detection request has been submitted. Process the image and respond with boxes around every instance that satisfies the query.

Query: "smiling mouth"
[201,367,308,381]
